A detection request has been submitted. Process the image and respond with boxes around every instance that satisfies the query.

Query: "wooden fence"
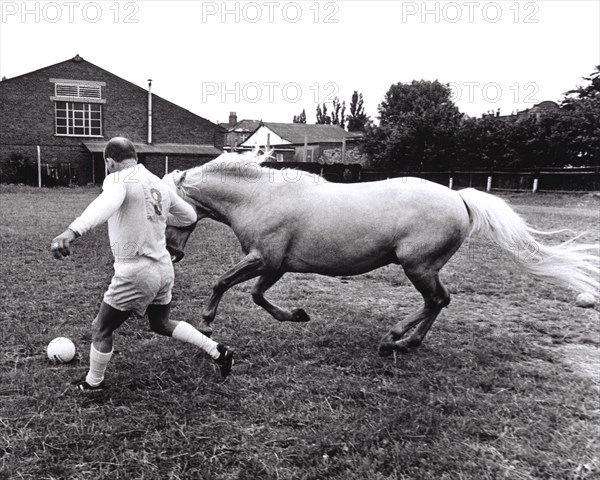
[358,166,600,192]
[264,161,600,192]
[6,158,599,192]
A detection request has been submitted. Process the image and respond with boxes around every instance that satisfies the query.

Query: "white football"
[47,337,76,363]
[575,292,596,308]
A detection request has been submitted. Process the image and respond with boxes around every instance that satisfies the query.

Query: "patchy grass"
[1,186,599,480]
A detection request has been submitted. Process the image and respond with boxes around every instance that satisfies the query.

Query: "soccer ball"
[47,337,76,363]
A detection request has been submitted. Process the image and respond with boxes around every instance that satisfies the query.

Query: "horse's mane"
[208,149,270,169]
[182,148,327,185]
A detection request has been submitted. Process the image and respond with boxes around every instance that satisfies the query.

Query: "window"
[55,83,101,99]
[276,153,284,162]
[55,102,102,136]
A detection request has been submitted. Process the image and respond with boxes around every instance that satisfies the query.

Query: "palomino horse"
[163,151,599,356]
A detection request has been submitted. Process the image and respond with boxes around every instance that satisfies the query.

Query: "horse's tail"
[458,188,599,299]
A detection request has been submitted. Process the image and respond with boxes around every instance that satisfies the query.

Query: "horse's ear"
[253,147,273,164]
[162,170,186,190]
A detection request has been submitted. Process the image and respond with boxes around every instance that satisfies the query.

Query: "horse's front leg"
[251,271,310,323]
[201,252,266,335]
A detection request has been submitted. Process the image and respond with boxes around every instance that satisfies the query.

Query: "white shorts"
[103,257,174,315]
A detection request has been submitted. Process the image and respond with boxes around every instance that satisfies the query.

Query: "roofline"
[0,57,78,83]
[0,55,218,128]
[261,122,358,142]
[241,123,363,147]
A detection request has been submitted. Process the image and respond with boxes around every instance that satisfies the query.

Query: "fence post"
[448,172,453,190]
[165,155,169,175]
[533,168,540,193]
[37,145,42,188]
[486,175,492,192]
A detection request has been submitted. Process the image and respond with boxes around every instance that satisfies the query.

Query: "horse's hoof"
[291,308,310,322]
[378,339,416,356]
[198,323,213,337]
[397,338,421,350]
[378,342,395,357]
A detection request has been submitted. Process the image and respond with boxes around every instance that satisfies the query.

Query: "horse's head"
[163,169,198,263]
[165,221,198,263]
[163,169,186,193]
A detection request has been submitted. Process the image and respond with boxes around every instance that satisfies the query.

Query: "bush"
[0,153,36,184]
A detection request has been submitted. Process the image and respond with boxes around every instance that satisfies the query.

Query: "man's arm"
[51,178,126,259]
[166,188,197,227]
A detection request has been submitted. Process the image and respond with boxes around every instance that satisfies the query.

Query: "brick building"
[0,55,224,185]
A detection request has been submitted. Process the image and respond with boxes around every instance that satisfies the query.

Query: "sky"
[1,0,599,126]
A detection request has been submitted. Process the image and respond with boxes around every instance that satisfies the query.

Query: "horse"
[162,150,599,356]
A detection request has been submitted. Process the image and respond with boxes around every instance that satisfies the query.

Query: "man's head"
[104,137,138,173]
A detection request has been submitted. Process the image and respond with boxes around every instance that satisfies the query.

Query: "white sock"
[172,321,220,359]
[86,345,113,386]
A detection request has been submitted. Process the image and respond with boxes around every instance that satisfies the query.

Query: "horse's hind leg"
[252,272,310,323]
[379,268,450,356]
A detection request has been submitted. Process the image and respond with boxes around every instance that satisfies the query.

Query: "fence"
[5,157,599,192]
[1,162,75,187]
[358,166,600,192]
[266,162,363,183]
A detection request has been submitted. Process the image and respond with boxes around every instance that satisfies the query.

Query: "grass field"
[1,185,599,480]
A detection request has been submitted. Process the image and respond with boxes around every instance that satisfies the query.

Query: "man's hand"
[51,229,77,259]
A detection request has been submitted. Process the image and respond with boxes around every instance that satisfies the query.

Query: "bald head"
[104,137,138,163]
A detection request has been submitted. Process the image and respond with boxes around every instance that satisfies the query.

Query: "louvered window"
[55,83,101,99]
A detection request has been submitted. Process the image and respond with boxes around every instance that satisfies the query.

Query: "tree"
[363,80,463,170]
[559,66,600,165]
[346,91,369,132]
[454,115,511,170]
[293,109,307,124]
[315,103,331,124]
[563,65,600,103]
[331,97,346,129]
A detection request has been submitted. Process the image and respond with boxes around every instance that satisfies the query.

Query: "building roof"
[223,119,262,133]
[260,123,363,144]
[83,142,221,156]
[532,100,560,110]
[1,54,217,127]
[489,100,561,120]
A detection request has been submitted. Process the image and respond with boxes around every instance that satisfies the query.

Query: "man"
[51,137,233,391]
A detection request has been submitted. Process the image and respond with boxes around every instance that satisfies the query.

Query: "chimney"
[229,111,237,127]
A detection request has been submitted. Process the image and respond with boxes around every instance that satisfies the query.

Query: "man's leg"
[147,303,234,377]
[80,301,130,390]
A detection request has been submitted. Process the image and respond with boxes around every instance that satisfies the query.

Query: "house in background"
[219,112,261,151]
[237,122,366,165]
[0,54,224,185]
[519,100,560,120]
[485,100,561,122]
